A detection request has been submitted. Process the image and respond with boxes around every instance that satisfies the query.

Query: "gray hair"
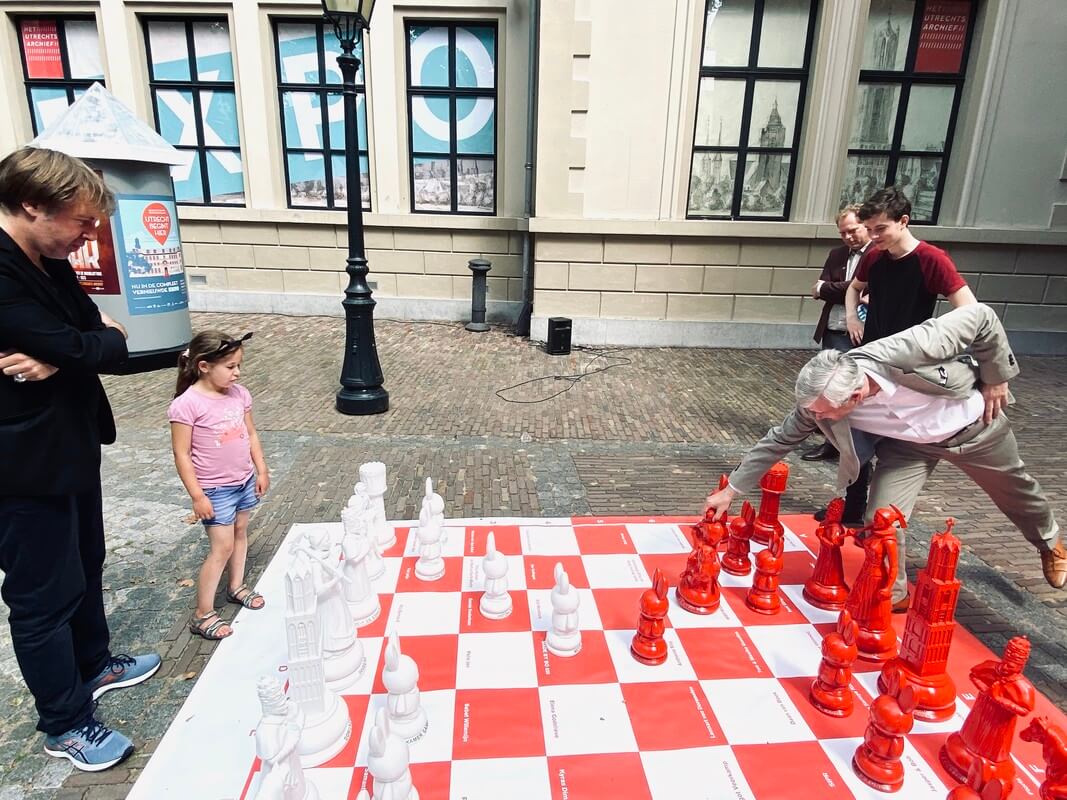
[795,350,865,408]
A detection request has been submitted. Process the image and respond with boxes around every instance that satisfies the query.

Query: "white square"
[537,683,638,756]
[820,737,949,798]
[782,524,812,553]
[354,689,457,765]
[345,636,384,695]
[747,624,825,678]
[401,525,466,558]
[278,767,354,799]
[527,588,602,631]
[387,592,461,636]
[604,628,696,683]
[462,555,528,592]
[456,632,538,689]
[717,567,757,588]
[699,678,815,744]
[626,523,693,554]
[666,589,742,628]
[581,554,651,588]
[641,747,756,800]
[449,757,551,800]
[371,557,403,594]
[780,584,841,624]
[520,525,580,555]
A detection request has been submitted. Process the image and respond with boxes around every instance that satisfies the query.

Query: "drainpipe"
[515,0,540,337]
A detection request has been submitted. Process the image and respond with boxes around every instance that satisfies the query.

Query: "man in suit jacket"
[705,303,1064,605]
[0,147,160,772]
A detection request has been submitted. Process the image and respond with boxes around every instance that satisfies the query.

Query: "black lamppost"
[322,0,388,414]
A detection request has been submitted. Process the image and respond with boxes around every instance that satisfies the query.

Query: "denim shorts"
[202,474,258,527]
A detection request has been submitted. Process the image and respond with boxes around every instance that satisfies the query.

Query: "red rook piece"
[846,505,903,662]
[752,462,789,545]
[745,528,784,615]
[852,666,917,793]
[809,608,859,717]
[1020,716,1067,800]
[631,568,670,665]
[722,500,756,576]
[803,497,852,610]
[676,542,721,614]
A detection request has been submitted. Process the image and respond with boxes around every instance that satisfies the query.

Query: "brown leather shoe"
[1041,541,1067,589]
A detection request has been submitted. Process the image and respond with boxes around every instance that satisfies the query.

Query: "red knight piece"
[846,505,903,662]
[803,497,852,610]
[751,462,789,545]
[1020,717,1067,800]
[676,542,720,614]
[693,475,729,548]
[879,519,962,721]
[745,528,784,615]
[631,568,670,665]
[722,500,756,576]
[852,666,918,793]
[940,636,1037,796]
[809,608,859,717]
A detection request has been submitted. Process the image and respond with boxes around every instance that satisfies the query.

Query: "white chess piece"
[422,478,446,546]
[253,676,319,800]
[346,500,387,580]
[367,709,420,800]
[359,462,395,550]
[304,527,365,690]
[413,506,445,582]
[341,522,381,628]
[546,562,582,657]
[479,532,512,619]
[382,634,428,742]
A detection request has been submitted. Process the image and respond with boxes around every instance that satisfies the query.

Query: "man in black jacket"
[0,147,160,771]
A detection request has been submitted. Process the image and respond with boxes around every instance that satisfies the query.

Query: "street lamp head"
[321,0,376,30]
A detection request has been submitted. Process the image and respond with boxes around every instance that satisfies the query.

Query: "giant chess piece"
[852,666,918,793]
[693,474,729,547]
[546,562,582,657]
[422,477,446,547]
[676,542,721,614]
[745,528,784,615]
[809,609,859,717]
[413,505,445,582]
[947,758,1008,800]
[751,462,789,545]
[382,634,429,743]
[253,676,319,800]
[1020,717,1067,800]
[341,519,381,628]
[879,519,962,721]
[722,500,756,576]
[803,497,852,610]
[479,531,512,619]
[345,494,385,580]
[941,636,1037,796]
[367,709,420,800]
[845,505,903,662]
[359,462,395,550]
[631,568,669,665]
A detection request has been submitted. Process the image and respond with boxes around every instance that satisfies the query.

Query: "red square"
[357,593,393,638]
[734,741,855,799]
[371,634,458,693]
[348,762,451,800]
[638,553,690,585]
[548,753,652,800]
[394,557,464,592]
[525,555,588,589]
[675,628,772,679]
[622,681,726,750]
[778,675,870,739]
[779,549,819,584]
[721,586,810,626]
[452,688,545,759]
[383,528,409,557]
[459,591,532,633]
[573,524,637,554]
[591,588,671,631]
[463,525,522,557]
[532,629,618,685]
[319,694,369,769]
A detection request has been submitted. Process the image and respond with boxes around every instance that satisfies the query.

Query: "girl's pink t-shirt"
[167,383,254,488]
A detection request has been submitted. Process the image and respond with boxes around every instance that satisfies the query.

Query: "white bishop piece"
[382,633,429,742]
[546,562,582,657]
[478,531,512,619]
[367,709,420,800]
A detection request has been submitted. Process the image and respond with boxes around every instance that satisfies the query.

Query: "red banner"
[914,1,972,74]
[69,216,120,295]
[20,19,64,79]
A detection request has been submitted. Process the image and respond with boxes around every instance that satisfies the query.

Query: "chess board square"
[747,623,826,678]
[622,680,726,750]
[591,587,671,631]
[400,525,465,558]
[572,524,637,554]
[820,737,949,798]
[537,683,638,756]
[734,741,855,799]
[604,628,696,684]
[456,631,538,689]
[531,629,617,686]
[387,592,462,637]
[459,590,532,633]
[640,746,757,799]
[452,689,546,759]
[547,753,652,800]
[779,550,820,584]
[370,634,458,693]
[699,678,816,744]
[350,761,452,800]
[370,557,403,594]
[782,527,811,552]
[383,525,409,557]
[317,693,367,769]
[581,554,651,588]
[462,525,522,556]
[354,689,456,765]
[675,628,772,680]
[637,552,690,584]
[720,586,809,627]
[777,676,870,740]
[626,523,694,554]
[462,554,528,591]
[449,756,551,799]
[666,586,742,628]
[394,557,464,592]
[780,583,842,624]
[523,555,588,589]
[355,595,392,638]
[717,563,758,588]
[250,766,350,800]
[527,588,602,631]
[343,635,384,695]
[520,525,580,555]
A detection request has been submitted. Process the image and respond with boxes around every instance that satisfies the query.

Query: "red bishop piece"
[722,500,756,576]
[745,528,784,615]
[751,462,789,546]
[676,542,720,615]
[809,608,859,717]
[631,568,670,665]
[852,666,917,793]
[846,505,903,662]
[803,497,852,611]
[1020,716,1067,800]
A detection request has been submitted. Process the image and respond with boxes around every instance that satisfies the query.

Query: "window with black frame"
[273,19,370,210]
[687,0,817,220]
[405,22,497,215]
[16,16,105,135]
[840,0,976,224]
[143,18,245,205]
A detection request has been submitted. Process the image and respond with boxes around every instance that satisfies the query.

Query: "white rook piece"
[479,531,512,619]
[253,676,319,800]
[382,633,429,742]
[546,562,582,657]
[359,462,395,550]
[367,709,420,800]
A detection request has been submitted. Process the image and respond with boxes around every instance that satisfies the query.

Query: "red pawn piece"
[693,475,729,548]
[631,568,669,665]
[879,519,962,721]
[940,636,1036,796]
[676,542,720,614]
[1020,717,1067,800]
[752,462,789,545]
[803,497,852,610]
[845,505,903,662]
[852,666,917,793]
[722,500,755,576]
[809,608,859,717]
[745,529,784,615]
[946,758,1007,800]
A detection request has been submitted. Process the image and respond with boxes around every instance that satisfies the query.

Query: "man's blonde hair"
[0,147,115,216]
[835,203,862,225]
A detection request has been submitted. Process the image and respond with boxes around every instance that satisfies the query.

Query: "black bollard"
[466,258,492,332]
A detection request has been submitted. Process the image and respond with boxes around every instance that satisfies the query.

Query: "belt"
[939,418,981,444]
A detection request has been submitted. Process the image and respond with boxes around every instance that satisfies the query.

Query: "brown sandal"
[189,610,232,640]
[226,584,265,610]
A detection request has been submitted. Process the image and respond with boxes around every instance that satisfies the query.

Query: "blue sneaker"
[86,653,162,700]
[44,716,134,772]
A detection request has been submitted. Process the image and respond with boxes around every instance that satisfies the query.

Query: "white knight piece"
[359,462,395,550]
[546,562,582,657]
[367,709,420,800]
[253,676,319,800]
[479,531,512,620]
[382,633,429,742]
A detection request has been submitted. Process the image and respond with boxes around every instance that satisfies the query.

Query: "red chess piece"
[879,519,962,721]
[852,666,917,793]
[803,497,852,610]
[631,568,670,665]
[940,637,1037,796]
[676,542,720,614]
[809,608,859,717]
[752,462,789,545]
[1020,717,1067,800]
[693,475,730,547]
[745,529,784,615]
[845,505,903,662]
[946,758,1007,800]
[722,500,755,576]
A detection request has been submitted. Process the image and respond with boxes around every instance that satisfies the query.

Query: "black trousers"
[0,487,111,734]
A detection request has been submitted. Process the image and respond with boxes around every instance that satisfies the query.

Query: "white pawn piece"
[305,527,365,691]
[355,792,370,800]
[253,676,319,800]
[413,505,445,582]
[546,562,582,657]
[382,633,429,742]
[479,531,512,620]
[422,477,447,547]
[344,499,386,580]
[359,462,396,550]
[367,709,420,800]
[341,521,381,628]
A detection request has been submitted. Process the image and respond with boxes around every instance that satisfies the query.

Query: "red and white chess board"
[128,515,1066,799]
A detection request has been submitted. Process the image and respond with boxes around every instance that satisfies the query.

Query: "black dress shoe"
[802,442,839,462]
[813,507,865,527]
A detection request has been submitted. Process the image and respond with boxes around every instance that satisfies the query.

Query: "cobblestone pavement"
[1,311,1064,799]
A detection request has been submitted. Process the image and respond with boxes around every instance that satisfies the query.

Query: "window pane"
[757,0,811,68]
[413,157,452,211]
[741,151,790,216]
[287,152,327,207]
[30,86,70,132]
[849,83,900,150]
[277,23,321,85]
[913,0,972,73]
[206,149,244,204]
[172,153,204,203]
[747,81,800,148]
[323,32,363,85]
[330,153,369,210]
[688,150,736,215]
[861,0,914,71]
[20,19,64,79]
[694,78,745,147]
[193,21,234,82]
[283,91,323,149]
[895,155,940,221]
[455,26,495,89]
[324,92,367,151]
[147,21,191,81]
[65,20,104,79]
[411,95,451,153]
[839,154,888,209]
[155,89,198,145]
[900,84,954,151]
[457,158,494,213]
[702,0,754,67]
[456,97,494,155]
[201,90,240,148]
[408,26,449,88]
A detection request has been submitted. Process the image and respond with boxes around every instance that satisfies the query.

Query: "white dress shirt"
[822,242,871,332]
[846,369,985,443]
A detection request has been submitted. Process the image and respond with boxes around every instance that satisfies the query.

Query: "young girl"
[169,331,270,640]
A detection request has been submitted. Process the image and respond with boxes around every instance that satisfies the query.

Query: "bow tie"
[849,248,863,257]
